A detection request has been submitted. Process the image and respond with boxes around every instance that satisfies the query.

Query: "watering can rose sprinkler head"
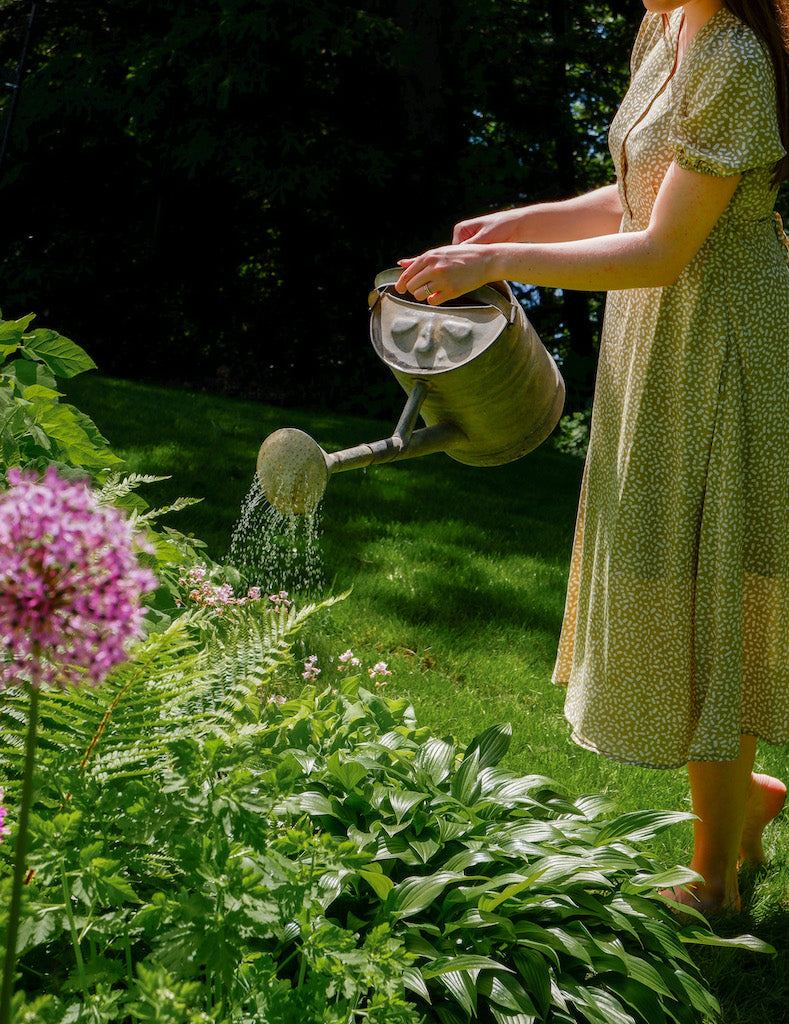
[256,428,329,515]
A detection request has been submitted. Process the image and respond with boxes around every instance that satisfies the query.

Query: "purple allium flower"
[0,467,157,688]
[0,789,9,843]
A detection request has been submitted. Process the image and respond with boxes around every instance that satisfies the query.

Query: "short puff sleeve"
[669,20,786,176]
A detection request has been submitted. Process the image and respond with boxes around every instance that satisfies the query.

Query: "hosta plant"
[265,678,772,1024]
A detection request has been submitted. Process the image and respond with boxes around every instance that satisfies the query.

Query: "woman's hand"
[452,208,527,245]
[395,243,500,305]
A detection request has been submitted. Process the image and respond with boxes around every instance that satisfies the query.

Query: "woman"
[396,0,789,914]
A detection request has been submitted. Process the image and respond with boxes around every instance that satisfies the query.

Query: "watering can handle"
[370,268,517,324]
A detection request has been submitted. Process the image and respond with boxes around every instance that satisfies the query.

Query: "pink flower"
[0,467,157,688]
[338,649,361,670]
[0,788,9,843]
[268,590,293,612]
[302,655,321,681]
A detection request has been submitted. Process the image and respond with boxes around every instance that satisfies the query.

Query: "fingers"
[395,259,437,301]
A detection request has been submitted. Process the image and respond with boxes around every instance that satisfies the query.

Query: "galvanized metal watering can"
[256,270,565,514]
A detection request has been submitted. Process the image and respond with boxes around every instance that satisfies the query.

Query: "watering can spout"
[256,382,466,515]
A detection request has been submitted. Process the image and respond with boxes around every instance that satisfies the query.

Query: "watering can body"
[256,272,566,513]
[368,271,565,466]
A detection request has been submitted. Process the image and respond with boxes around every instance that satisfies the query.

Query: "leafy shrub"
[0,312,122,480]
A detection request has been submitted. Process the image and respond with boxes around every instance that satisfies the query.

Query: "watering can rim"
[368,268,517,325]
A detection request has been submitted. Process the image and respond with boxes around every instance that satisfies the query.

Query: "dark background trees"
[0,1,643,413]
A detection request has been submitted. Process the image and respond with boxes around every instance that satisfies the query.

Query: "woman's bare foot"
[661,882,740,916]
[739,773,786,867]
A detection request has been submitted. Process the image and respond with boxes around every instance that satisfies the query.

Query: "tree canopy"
[0,1,643,411]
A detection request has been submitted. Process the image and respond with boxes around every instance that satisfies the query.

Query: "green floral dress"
[552,9,789,767]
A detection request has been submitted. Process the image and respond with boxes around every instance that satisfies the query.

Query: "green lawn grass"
[65,372,789,1024]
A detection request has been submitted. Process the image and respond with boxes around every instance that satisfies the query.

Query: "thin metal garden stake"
[0,2,37,172]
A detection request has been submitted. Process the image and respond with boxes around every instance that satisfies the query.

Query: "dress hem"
[568,724,765,770]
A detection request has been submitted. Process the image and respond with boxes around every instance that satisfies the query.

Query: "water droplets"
[229,475,323,596]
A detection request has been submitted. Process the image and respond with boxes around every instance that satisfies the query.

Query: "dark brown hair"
[664,1,789,183]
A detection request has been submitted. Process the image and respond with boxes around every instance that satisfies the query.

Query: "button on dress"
[552,9,789,768]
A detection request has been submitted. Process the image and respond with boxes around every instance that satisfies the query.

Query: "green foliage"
[263,683,771,1024]
[0,1,644,409]
[0,311,121,479]
[0,623,770,1022]
[0,597,423,1023]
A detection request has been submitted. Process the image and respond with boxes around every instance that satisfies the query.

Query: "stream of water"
[229,475,324,596]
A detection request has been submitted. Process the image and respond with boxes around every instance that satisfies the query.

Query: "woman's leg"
[679,735,786,912]
[683,735,757,912]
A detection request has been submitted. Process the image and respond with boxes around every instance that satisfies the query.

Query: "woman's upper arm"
[645,161,740,282]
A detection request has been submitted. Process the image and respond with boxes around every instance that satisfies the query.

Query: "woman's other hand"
[452,209,525,245]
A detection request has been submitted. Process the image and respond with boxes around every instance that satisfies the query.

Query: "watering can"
[256,269,565,514]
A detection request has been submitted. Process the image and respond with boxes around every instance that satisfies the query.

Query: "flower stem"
[61,862,88,998]
[0,682,40,1024]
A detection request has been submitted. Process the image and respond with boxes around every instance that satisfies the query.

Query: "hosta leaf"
[511,948,551,1018]
[410,836,440,863]
[593,810,695,845]
[490,1010,536,1024]
[515,926,561,969]
[465,722,512,769]
[668,968,721,1017]
[451,747,481,804]
[445,907,516,937]
[358,866,394,901]
[598,975,668,1024]
[678,925,775,954]
[415,736,455,785]
[443,848,494,872]
[630,866,701,890]
[373,833,421,865]
[391,871,467,917]
[390,788,429,822]
[619,952,675,999]
[439,969,478,1016]
[479,869,551,913]
[422,954,511,978]
[325,750,367,790]
[294,791,334,816]
[403,966,431,1002]
[561,976,630,1024]
[403,928,442,958]
[437,817,471,843]
[584,985,639,1024]
[544,926,595,967]
[478,971,538,1015]
[488,774,565,803]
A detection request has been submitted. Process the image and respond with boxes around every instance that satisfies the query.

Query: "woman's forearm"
[509,184,625,243]
[399,164,741,303]
[490,230,676,291]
